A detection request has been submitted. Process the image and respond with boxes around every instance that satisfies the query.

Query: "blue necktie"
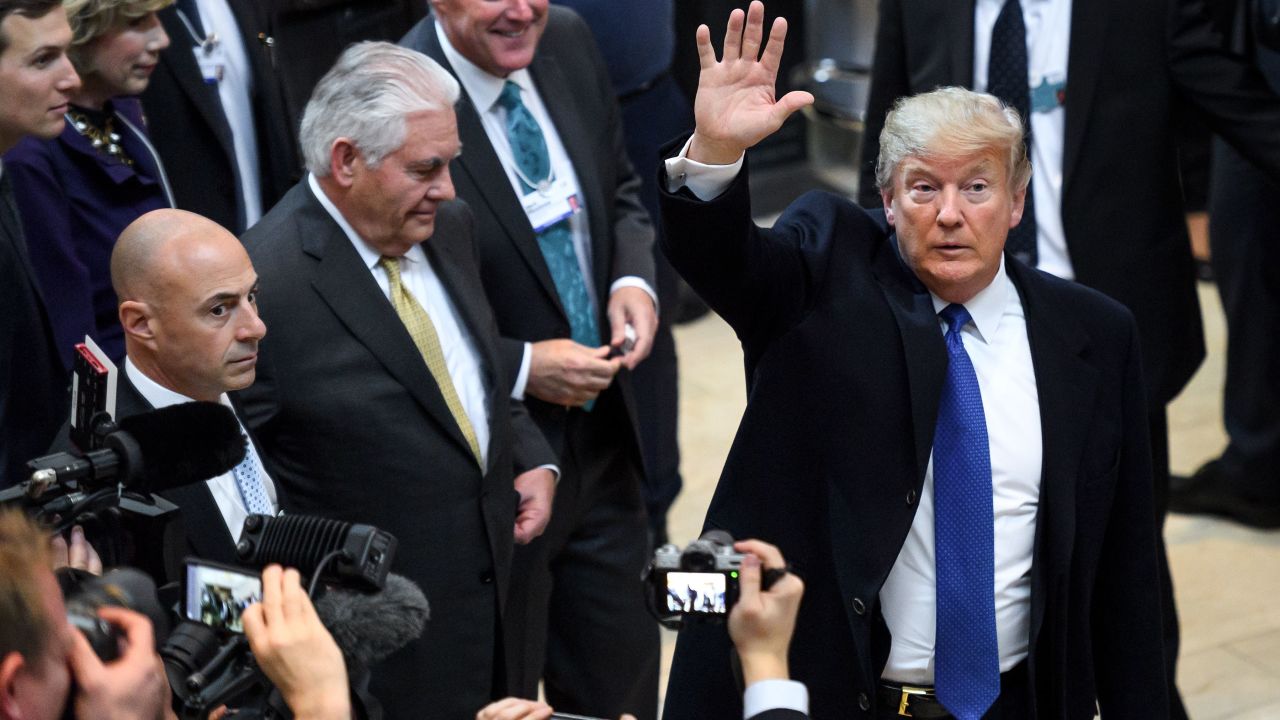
[933,304,1000,720]
[495,81,600,353]
[988,0,1037,267]
[231,436,272,515]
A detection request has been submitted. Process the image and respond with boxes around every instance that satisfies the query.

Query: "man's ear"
[0,651,28,720]
[119,300,156,347]
[881,189,895,226]
[1009,184,1027,229]
[329,139,360,188]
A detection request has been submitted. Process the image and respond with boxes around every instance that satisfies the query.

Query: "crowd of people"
[0,0,1276,718]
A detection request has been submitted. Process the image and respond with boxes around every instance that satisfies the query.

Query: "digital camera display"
[185,562,262,634]
[662,571,730,615]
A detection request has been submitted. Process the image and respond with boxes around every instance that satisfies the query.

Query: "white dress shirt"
[308,174,493,470]
[180,0,262,227]
[435,23,656,400]
[125,357,278,541]
[664,148,1044,685]
[973,0,1074,280]
[878,260,1042,683]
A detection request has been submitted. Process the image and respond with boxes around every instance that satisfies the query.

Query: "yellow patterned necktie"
[379,256,483,467]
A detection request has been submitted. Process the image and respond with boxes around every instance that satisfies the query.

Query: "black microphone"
[314,573,429,675]
[15,402,246,497]
[236,514,398,592]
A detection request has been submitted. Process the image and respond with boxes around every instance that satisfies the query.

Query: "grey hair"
[875,86,1031,194]
[300,41,461,176]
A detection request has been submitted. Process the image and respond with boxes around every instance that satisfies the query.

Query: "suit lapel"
[420,21,566,317]
[1061,0,1111,192]
[419,205,500,408]
[156,8,237,168]
[873,235,948,491]
[1007,260,1098,651]
[298,188,480,462]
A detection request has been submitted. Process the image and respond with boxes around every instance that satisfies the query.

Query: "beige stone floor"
[659,282,1280,718]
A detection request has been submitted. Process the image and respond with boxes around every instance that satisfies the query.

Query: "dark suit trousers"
[1208,135,1280,502]
[506,387,659,720]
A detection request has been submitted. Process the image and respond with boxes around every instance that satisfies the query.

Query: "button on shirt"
[125,358,278,540]
[434,22,657,399]
[664,146,1044,689]
[307,174,493,470]
[973,0,1073,279]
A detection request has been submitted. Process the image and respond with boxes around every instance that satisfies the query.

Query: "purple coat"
[3,96,171,370]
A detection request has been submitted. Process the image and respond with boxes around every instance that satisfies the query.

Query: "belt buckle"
[897,685,932,717]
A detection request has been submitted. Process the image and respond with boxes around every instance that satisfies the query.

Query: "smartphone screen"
[185,561,262,634]
[661,570,731,615]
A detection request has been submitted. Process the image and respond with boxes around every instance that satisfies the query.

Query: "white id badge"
[193,41,228,84]
[521,174,581,232]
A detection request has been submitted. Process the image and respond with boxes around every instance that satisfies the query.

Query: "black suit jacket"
[0,173,67,487]
[234,181,556,719]
[859,0,1280,408]
[141,0,298,234]
[660,162,1166,720]
[401,7,654,458]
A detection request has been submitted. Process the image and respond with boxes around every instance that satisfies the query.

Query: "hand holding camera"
[241,565,351,720]
[67,606,170,720]
[727,539,804,686]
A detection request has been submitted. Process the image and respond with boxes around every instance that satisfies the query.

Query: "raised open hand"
[688,1,814,165]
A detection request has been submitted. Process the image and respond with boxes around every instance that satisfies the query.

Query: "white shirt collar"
[929,255,1012,344]
[306,173,427,270]
[125,356,235,412]
[434,19,537,114]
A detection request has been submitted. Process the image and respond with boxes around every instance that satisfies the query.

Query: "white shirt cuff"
[663,135,745,202]
[609,277,659,316]
[743,679,809,719]
[511,342,533,400]
[535,463,561,484]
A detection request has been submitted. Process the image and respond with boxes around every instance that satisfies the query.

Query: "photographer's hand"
[50,525,103,575]
[729,539,804,686]
[242,565,351,720]
[68,606,169,720]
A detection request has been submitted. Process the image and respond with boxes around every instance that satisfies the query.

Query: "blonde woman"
[5,0,172,370]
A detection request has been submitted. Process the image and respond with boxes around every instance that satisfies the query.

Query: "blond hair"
[875,86,1032,194]
[0,510,53,662]
[63,0,170,46]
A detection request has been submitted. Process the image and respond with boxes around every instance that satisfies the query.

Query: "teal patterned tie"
[495,80,600,354]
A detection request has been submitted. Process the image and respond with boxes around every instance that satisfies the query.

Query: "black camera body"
[649,530,746,621]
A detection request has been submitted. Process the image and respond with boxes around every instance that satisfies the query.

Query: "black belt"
[877,661,1028,718]
[875,682,951,718]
